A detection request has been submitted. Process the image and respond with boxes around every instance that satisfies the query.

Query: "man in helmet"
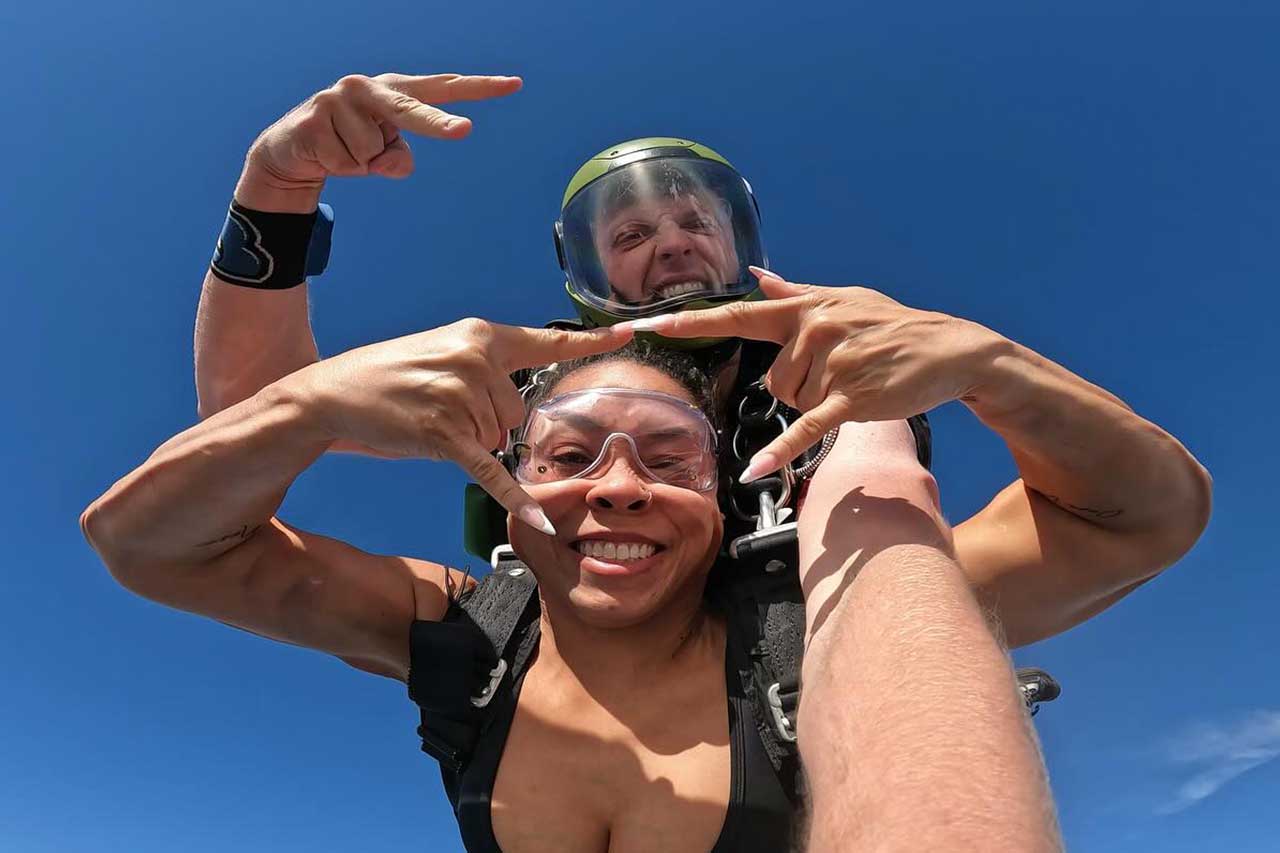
[555,138,763,322]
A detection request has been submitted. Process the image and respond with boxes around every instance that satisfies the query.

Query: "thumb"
[749,266,813,300]
[451,438,557,536]
[739,395,851,483]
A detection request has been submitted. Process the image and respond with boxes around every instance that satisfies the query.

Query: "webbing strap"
[408,561,539,771]
[472,558,539,665]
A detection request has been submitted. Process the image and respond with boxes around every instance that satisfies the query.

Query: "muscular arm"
[951,333,1213,646]
[196,176,323,420]
[81,376,459,679]
[798,422,1060,851]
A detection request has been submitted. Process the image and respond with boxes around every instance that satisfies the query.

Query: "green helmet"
[553,138,767,339]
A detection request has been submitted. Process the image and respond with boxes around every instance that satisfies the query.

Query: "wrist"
[235,158,323,214]
[958,328,1039,422]
[259,367,340,446]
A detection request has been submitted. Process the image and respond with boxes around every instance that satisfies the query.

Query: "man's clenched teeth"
[576,540,657,561]
[655,281,707,300]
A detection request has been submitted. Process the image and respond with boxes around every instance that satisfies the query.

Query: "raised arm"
[197,72,523,426]
[84,319,630,677]
[82,370,438,678]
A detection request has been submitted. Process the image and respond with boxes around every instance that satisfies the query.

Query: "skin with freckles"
[593,193,739,308]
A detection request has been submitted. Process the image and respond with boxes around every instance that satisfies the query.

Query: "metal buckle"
[766,682,798,743]
[729,522,798,560]
[470,659,508,709]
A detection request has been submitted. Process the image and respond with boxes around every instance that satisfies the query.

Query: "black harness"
[408,534,811,808]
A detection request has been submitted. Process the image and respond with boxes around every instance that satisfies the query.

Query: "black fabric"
[410,571,798,852]
[409,566,540,772]
[210,201,319,289]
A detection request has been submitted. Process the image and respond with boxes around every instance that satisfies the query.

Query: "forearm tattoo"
[1042,493,1123,520]
[197,524,262,548]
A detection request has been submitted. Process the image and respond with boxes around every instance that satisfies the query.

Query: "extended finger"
[616,298,797,343]
[749,266,815,300]
[739,395,853,483]
[378,73,523,105]
[498,324,634,371]
[451,438,556,535]
[341,76,473,139]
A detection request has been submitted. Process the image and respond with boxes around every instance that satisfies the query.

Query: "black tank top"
[425,610,799,852]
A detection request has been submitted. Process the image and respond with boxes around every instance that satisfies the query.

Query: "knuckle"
[293,110,330,139]
[452,317,491,340]
[311,89,340,110]
[389,91,429,117]
[333,74,372,95]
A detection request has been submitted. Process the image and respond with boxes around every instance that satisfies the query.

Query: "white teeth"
[657,281,706,300]
[575,541,656,561]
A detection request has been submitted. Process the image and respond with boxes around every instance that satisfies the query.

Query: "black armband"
[209,200,334,289]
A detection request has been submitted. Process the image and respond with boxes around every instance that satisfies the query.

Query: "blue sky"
[3,1,1276,850]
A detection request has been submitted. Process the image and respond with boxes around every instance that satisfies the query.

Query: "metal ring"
[737,387,779,426]
[729,474,792,523]
[732,413,790,460]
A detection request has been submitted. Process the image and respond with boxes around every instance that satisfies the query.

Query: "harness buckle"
[489,544,517,569]
[470,659,508,709]
[728,521,798,560]
[766,681,798,743]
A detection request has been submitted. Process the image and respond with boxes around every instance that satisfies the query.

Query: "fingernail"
[623,315,675,333]
[518,505,556,536]
[739,452,781,484]
[445,118,466,131]
[748,266,781,280]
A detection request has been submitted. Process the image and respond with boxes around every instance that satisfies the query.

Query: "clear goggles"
[512,388,719,492]
[556,157,766,318]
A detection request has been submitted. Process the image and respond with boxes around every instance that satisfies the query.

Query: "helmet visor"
[513,388,718,492]
[559,158,765,318]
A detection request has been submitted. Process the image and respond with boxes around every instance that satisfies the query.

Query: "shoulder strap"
[718,539,807,806]
[407,556,539,772]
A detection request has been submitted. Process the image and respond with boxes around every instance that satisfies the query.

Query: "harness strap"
[408,558,539,772]
[715,533,807,811]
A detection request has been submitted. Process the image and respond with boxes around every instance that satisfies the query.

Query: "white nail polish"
[519,505,556,536]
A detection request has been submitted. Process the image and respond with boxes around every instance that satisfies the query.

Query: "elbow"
[1181,458,1214,553]
[80,493,157,594]
[80,496,131,587]
[1149,457,1213,573]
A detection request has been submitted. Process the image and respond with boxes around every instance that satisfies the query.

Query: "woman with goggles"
[84,314,1062,851]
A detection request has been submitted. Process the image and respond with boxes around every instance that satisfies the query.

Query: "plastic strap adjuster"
[470,659,508,708]
[767,681,798,743]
